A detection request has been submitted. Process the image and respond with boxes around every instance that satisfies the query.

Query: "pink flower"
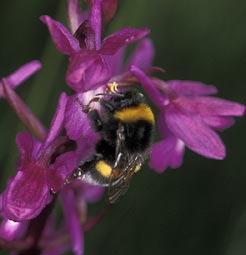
[2,94,78,221]
[40,0,150,92]
[130,66,245,172]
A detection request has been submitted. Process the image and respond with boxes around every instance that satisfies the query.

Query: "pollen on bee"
[134,164,141,172]
[106,82,119,94]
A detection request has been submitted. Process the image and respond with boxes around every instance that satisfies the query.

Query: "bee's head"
[110,89,145,109]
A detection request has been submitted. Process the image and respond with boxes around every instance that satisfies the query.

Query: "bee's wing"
[108,154,144,204]
[107,124,145,204]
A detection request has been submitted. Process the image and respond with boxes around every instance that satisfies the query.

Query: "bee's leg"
[88,109,103,132]
[75,97,102,113]
[75,96,103,131]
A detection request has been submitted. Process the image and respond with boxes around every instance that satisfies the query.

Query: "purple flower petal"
[53,152,78,180]
[130,65,165,109]
[149,137,185,173]
[175,96,245,117]
[90,0,102,50]
[31,138,43,159]
[41,93,67,151]
[156,111,171,138]
[167,80,218,96]
[165,102,226,159]
[64,94,91,140]
[64,90,102,140]
[100,27,150,55]
[0,219,28,241]
[66,52,110,91]
[0,60,41,97]
[125,39,154,71]
[76,133,100,162]
[16,132,33,166]
[40,15,80,55]
[81,183,104,203]
[61,187,84,255]
[169,140,185,168]
[104,46,125,75]
[5,168,51,221]
[203,116,235,131]
[48,152,78,192]
[2,80,46,141]
[67,0,85,33]
[150,112,185,172]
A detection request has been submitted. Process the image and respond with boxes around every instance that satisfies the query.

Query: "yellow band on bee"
[114,103,155,124]
[96,160,112,177]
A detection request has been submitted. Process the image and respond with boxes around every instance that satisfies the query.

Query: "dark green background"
[0,1,246,254]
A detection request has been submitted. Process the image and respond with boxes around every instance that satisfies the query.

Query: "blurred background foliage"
[0,0,246,254]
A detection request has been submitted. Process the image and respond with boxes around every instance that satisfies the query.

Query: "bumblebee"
[67,85,155,203]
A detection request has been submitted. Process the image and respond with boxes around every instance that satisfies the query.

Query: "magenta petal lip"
[150,137,185,173]
[165,103,226,160]
[5,170,50,221]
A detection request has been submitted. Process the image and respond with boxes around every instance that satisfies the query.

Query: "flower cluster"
[0,0,244,254]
